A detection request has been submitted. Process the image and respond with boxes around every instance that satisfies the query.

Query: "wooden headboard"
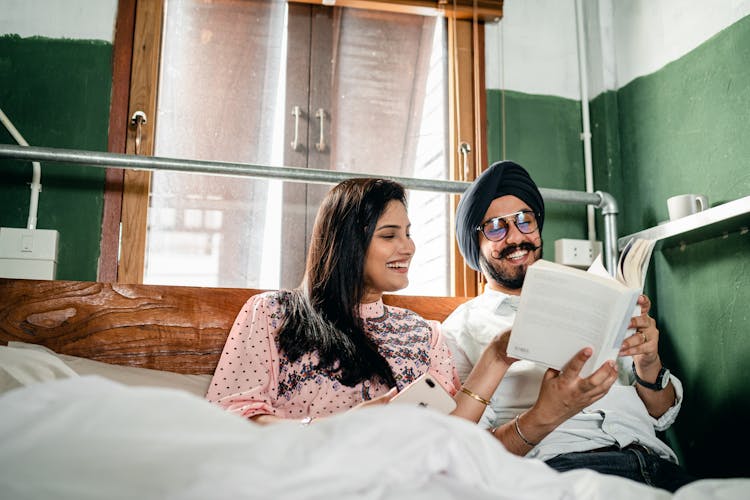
[0,278,470,375]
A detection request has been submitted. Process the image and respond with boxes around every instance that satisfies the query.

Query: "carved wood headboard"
[0,278,469,375]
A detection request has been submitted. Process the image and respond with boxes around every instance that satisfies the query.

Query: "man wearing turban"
[443,160,695,492]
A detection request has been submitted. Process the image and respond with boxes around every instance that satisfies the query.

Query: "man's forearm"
[634,357,677,417]
[490,410,558,456]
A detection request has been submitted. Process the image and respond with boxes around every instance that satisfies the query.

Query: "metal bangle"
[460,386,491,406]
[514,414,538,447]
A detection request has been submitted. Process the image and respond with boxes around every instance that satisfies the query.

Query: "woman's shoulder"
[236,290,299,334]
[244,290,295,312]
[382,303,434,328]
[248,289,294,301]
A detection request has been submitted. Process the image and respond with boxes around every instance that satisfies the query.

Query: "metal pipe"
[0,144,620,272]
[0,144,470,194]
[0,109,42,230]
[596,191,619,275]
[575,0,597,242]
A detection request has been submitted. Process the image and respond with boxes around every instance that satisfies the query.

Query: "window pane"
[146,0,449,295]
[147,0,286,287]
[328,8,450,295]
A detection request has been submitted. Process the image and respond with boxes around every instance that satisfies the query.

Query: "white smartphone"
[390,373,457,414]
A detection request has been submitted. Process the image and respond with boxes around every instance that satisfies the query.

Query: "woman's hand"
[352,387,397,410]
[488,329,520,367]
[452,329,518,423]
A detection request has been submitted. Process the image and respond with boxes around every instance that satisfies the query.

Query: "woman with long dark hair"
[206,178,511,425]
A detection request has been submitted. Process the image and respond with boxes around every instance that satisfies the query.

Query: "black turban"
[456,161,545,271]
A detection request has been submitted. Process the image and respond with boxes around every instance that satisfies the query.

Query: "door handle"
[290,105,304,151]
[130,111,147,155]
[459,142,472,180]
[315,108,327,152]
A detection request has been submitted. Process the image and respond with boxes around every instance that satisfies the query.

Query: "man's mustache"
[491,242,541,260]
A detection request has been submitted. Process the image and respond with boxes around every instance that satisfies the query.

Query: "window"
[107,0,495,296]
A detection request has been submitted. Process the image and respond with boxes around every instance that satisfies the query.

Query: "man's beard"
[479,241,543,291]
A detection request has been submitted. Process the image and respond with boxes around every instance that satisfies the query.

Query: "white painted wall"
[487,0,750,98]
[581,0,616,99]
[485,0,582,99]
[612,0,750,88]
[0,0,118,42]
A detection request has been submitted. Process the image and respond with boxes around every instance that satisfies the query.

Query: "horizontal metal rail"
[0,144,619,273]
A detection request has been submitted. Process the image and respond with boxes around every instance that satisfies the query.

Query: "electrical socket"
[0,227,59,280]
[554,238,602,269]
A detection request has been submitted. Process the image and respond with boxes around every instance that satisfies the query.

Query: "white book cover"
[507,259,640,377]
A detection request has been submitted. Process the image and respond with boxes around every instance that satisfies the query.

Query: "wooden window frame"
[99,0,136,282]
[291,0,502,23]
[101,0,499,297]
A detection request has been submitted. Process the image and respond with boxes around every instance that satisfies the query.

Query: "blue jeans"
[545,445,696,493]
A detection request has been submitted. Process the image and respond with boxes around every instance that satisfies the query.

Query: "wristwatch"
[632,362,670,391]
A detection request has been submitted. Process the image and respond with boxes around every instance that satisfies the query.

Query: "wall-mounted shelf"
[618,195,750,250]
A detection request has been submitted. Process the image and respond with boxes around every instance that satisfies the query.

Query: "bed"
[0,277,746,499]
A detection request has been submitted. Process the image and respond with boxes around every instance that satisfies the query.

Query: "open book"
[616,238,657,290]
[590,237,657,332]
[506,238,656,377]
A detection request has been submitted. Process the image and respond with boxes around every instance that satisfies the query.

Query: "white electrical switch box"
[554,238,602,269]
[0,227,59,280]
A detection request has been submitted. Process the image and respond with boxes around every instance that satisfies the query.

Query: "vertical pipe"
[0,107,41,230]
[575,0,596,242]
[596,190,619,276]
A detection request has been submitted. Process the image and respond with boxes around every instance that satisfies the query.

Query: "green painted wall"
[654,233,749,479]
[486,89,589,260]
[0,35,112,280]
[588,90,622,215]
[607,15,750,479]
[608,16,750,235]
[488,15,749,479]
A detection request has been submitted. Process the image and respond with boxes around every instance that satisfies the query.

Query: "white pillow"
[0,345,79,393]
[6,342,211,398]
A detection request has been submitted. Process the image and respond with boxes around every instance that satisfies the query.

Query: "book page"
[616,238,634,286]
[586,253,609,278]
[634,239,656,289]
[617,238,656,290]
[508,260,638,377]
[590,251,641,340]
[615,238,656,340]
[623,239,647,289]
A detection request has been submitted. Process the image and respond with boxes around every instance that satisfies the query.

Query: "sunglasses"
[476,210,539,242]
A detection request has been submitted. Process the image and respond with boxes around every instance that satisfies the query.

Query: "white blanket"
[0,377,744,500]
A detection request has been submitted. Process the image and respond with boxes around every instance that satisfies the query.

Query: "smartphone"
[390,373,457,414]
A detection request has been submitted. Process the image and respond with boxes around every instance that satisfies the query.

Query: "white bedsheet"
[0,377,745,500]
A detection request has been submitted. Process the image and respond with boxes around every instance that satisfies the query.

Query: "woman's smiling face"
[362,200,415,303]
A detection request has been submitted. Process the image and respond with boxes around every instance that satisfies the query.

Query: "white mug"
[667,194,709,220]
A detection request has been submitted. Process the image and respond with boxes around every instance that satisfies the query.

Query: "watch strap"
[632,362,669,391]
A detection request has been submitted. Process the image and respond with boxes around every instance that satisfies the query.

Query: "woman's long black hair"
[277,178,405,388]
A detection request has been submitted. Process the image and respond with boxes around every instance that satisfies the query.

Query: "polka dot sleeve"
[425,320,461,396]
[205,293,282,419]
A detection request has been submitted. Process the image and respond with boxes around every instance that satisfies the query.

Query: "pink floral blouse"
[206,291,460,420]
